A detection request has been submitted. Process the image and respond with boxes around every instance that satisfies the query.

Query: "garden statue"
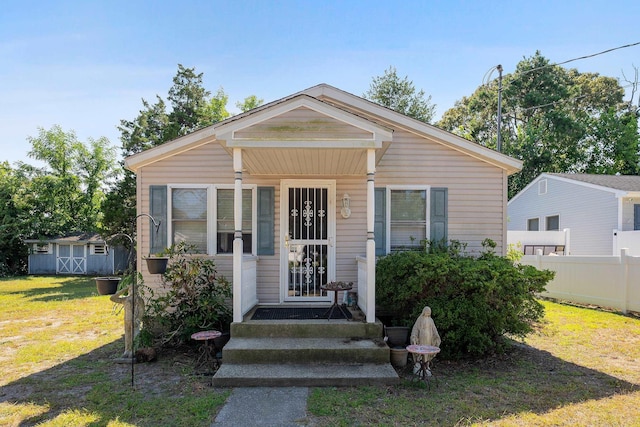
[410,306,441,363]
[110,284,145,360]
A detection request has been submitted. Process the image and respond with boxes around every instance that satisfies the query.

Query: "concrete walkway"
[211,387,311,426]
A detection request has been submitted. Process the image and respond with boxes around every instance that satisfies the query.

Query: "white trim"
[386,185,430,253]
[33,243,52,254]
[214,184,258,256]
[279,179,335,303]
[90,244,107,255]
[538,179,548,195]
[167,184,211,254]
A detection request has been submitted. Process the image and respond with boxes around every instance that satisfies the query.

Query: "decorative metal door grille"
[287,187,328,298]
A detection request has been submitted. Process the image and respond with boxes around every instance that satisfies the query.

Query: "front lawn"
[1,276,638,426]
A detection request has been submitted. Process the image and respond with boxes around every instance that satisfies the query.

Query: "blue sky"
[2,0,639,165]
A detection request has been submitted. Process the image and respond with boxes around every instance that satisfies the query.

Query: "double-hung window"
[389,187,428,251]
[171,186,209,253]
[216,188,254,254]
[167,185,256,255]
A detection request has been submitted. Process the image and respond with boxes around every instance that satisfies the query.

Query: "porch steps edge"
[212,363,400,387]
[222,337,389,364]
[231,319,384,339]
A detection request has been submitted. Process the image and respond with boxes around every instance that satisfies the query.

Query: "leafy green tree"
[236,95,264,112]
[438,52,639,197]
[364,66,436,123]
[0,162,28,275]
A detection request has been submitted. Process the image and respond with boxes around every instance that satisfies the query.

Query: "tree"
[437,52,640,197]
[0,162,28,275]
[364,66,436,123]
[236,95,264,112]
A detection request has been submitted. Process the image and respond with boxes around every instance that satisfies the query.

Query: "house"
[125,83,522,321]
[508,173,640,256]
[124,84,522,385]
[24,233,128,275]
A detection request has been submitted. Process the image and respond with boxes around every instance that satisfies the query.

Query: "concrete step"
[231,319,384,339]
[212,363,400,387]
[222,337,390,365]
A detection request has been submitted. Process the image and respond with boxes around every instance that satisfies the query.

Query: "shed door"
[281,181,335,302]
[57,244,86,274]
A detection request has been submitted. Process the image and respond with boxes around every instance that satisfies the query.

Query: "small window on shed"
[538,179,547,195]
[34,243,52,254]
[546,215,560,231]
[527,218,540,231]
[91,244,107,255]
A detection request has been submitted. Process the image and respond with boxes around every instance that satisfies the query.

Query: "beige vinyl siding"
[375,129,506,254]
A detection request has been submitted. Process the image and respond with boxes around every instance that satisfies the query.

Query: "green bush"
[375,240,554,360]
[142,242,232,346]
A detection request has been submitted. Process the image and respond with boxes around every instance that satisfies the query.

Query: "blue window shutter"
[149,185,168,254]
[634,204,640,231]
[257,187,275,255]
[375,187,386,256]
[430,187,448,246]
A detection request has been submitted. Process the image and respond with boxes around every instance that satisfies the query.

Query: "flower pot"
[384,326,410,348]
[95,277,121,295]
[144,257,169,274]
[389,346,408,367]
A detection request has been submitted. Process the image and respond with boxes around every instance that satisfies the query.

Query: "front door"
[281,180,335,302]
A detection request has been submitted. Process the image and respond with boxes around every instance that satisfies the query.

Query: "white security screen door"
[281,180,335,302]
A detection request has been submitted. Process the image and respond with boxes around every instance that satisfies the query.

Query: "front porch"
[212,305,399,387]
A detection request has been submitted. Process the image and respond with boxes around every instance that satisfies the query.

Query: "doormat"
[251,307,352,320]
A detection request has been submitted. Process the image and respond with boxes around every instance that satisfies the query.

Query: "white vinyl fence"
[508,229,570,255]
[520,249,640,313]
[613,230,640,256]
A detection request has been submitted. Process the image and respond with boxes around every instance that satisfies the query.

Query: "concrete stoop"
[211,312,400,387]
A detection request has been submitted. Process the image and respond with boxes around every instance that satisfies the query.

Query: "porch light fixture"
[341,193,351,219]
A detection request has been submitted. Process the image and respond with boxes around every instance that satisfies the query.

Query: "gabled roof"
[24,233,105,244]
[509,173,640,205]
[547,173,640,192]
[125,84,522,175]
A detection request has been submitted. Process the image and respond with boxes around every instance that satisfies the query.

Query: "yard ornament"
[110,285,145,360]
[410,306,441,363]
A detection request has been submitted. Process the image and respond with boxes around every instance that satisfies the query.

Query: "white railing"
[356,256,368,316]
[520,249,640,313]
[613,230,640,256]
[508,229,570,254]
[241,256,259,317]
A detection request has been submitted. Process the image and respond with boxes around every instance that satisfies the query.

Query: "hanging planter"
[95,277,121,295]
[144,256,169,274]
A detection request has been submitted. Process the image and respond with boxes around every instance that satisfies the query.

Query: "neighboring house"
[25,233,128,276]
[125,84,522,324]
[508,173,640,256]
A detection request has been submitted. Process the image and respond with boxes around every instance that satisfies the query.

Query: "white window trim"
[386,185,430,253]
[33,243,52,254]
[214,184,257,256]
[166,184,257,255]
[527,217,541,231]
[544,214,561,231]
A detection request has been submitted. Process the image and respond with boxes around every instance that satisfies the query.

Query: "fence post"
[621,248,629,314]
[563,228,571,255]
[536,248,543,270]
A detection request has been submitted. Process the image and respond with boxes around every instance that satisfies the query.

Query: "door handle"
[284,233,290,248]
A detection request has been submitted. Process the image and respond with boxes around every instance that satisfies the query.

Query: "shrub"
[142,242,232,346]
[375,240,554,360]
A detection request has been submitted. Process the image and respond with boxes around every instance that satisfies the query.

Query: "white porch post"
[366,149,376,323]
[233,148,243,322]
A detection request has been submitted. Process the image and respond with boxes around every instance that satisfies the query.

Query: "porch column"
[366,149,376,323]
[233,148,243,322]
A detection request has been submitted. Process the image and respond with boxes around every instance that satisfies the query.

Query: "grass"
[0,276,229,427]
[1,277,639,426]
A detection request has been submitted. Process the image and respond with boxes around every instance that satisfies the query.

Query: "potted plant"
[144,250,170,274]
[95,277,121,295]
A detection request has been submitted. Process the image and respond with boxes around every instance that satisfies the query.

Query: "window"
[90,244,107,255]
[546,215,559,231]
[167,185,256,255]
[171,187,208,253]
[33,243,52,254]
[216,189,253,254]
[527,218,540,231]
[389,188,427,251]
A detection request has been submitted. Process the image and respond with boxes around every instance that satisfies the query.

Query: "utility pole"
[496,64,503,153]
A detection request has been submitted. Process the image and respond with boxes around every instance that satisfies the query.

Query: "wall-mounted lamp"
[341,193,351,219]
